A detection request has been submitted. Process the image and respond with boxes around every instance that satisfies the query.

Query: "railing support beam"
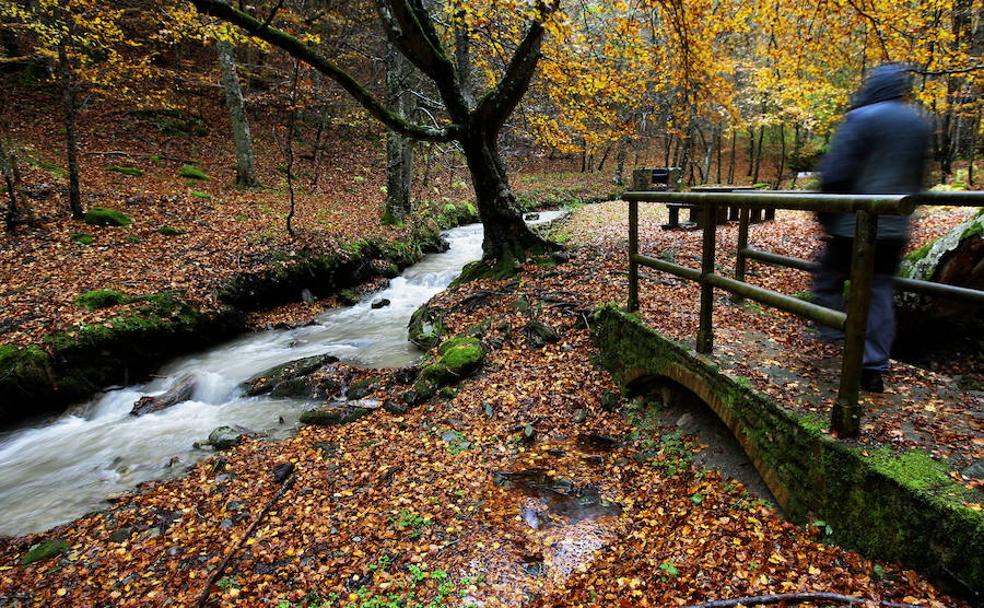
[697,201,717,354]
[833,210,877,438]
[628,198,639,312]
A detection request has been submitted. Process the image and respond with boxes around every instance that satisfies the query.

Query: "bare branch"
[684,592,923,608]
[474,0,559,134]
[189,0,457,142]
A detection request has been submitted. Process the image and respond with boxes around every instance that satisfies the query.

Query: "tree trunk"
[968,111,979,187]
[217,40,259,188]
[746,126,755,177]
[596,143,612,171]
[613,137,628,186]
[751,126,765,184]
[774,123,786,189]
[1,137,18,232]
[58,43,82,220]
[727,129,736,184]
[383,44,413,224]
[460,134,554,269]
[715,125,722,184]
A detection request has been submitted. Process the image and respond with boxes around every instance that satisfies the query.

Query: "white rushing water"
[0,211,566,536]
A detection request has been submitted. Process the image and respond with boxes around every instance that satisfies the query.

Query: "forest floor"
[0,203,976,608]
[0,85,616,349]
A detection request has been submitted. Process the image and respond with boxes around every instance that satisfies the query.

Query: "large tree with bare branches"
[190,0,560,275]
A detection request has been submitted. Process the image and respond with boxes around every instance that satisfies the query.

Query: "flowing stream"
[0,211,566,537]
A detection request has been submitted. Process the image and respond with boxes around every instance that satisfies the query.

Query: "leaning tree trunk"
[461,134,555,270]
[217,40,259,188]
[383,44,413,224]
[58,43,82,220]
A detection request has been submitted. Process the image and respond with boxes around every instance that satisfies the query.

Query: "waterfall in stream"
[0,211,566,536]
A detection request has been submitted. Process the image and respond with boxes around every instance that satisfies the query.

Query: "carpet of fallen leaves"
[0,86,614,347]
[0,203,972,607]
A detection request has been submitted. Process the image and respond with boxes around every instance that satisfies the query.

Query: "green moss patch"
[83,207,132,227]
[408,334,486,404]
[70,232,94,246]
[179,164,209,181]
[21,538,68,566]
[106,165,143,177]
[158,226,184,236]
[76,289,130,310]
[190,190,211,199]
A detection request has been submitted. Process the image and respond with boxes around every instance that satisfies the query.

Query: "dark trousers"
[812,237,906,372]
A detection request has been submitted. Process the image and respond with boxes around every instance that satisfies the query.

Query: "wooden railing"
[625,189,984,437]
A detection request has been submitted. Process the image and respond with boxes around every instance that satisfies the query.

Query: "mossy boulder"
[410,335,486,403]
[408,304,445,350]
[84,207,132,227]
[345,377,377,400]
[300,403,374,426]
[897,210,984,328]
[76,289,130,311]
[207,425,250,450]
[21,538,69,566]
[242,354,339,400]
[0,345,52,421]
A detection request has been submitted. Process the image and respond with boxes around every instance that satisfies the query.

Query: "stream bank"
[0,194,613,428]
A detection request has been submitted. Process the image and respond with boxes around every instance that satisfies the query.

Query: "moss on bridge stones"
[591,304,984,595]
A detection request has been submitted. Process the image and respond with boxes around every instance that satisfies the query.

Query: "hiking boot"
[861,370,884,393]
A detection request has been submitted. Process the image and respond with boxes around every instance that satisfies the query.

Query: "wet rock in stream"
[207,425,252,450]
[130,375,195,416]
[242,354,343,400]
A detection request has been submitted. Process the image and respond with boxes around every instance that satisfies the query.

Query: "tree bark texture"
[217,40,259,188]
[58,42,82,220]
[383,44,414,224]
[1,137,18,232]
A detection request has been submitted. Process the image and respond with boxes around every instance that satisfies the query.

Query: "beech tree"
[189,0,560,273]
[216,39,259,188]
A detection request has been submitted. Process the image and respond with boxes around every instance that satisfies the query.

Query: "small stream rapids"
[0,211,566,537]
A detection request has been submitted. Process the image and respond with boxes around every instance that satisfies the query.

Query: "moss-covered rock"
[897,209,984,328]
[84,207,132,227]
[207,425,250,450]
[345,377,377,400]
[21,538,69,566]
[158,226,184,236]
[76,289,130,310]
[410,335,486,402]
[408,304,445,351]
[242,354,339,399]
[299,403,374,426]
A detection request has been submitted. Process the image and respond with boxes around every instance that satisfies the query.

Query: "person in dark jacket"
[813,63,931,392]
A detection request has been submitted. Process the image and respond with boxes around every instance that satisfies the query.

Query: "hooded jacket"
[818,63,932,240]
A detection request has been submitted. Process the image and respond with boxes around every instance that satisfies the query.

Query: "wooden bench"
[662,202,700,230]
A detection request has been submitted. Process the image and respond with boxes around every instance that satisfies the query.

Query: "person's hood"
[851,63,913,109]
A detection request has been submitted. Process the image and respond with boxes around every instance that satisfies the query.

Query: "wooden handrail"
[625,189,984,438]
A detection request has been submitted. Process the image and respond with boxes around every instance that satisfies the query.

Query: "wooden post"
[628,198,639,312]
[732,206,750,302]
[832,210,877,438]
[697,201,717,353]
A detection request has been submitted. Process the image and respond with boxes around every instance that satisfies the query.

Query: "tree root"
[684,592,923,608]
